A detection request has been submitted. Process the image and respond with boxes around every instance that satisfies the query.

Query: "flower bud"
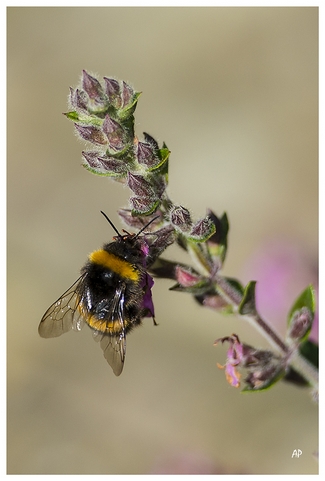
[81,151,101,169]
[188,216,216,242]
[196,293,230,311]
[97,156,127,175]
[137,141,159,168]
[118,209,162,230]
[127,172,154,198]
[82,151,128,176]
[143,132,159,150]
[146,225,175,265]
[121,81,134,108]
[245,364,283,390]
[287,307,313,342]
[102,114,125,151]
[130,196,159,216]
[75,124,107,145]
[103,77,122,109]
[175,266,202,288]
[82,70,104,103]
[241,345,285,391]
[241,345,274,367]
[69,87,88,112]
[170,206,192,232]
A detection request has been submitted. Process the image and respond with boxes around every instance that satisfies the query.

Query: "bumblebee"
[39,212,157,376]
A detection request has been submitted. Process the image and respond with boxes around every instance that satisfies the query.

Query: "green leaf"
[161,142,170,177]
[67,114,105,131]
[238,281,257,316]
[288,285,316,323]
[148,257,179,280]
[217,213,229,260]
[224,277,244,296]
[206,211,229,264]
[299,339,318,368]
[64,111,80,121]
[283,340,318,387]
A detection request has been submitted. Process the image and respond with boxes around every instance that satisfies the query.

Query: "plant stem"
[289,350,319,390]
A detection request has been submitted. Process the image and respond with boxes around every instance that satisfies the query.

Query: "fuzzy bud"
[82,70,104,103]
[188,216,216,242]
[175,266,202,288]
[245,364,283,390]
[143,132,159,150]
[118,209,163,230]
[121,81,134,109]
[287,307,313,342]
[241,344,285,391]
[170,206,192,232]
[82,151,127,176]
[69,87,88,112]
[146,225,175,265]
[130,196,159,216]
[137,141,160,168]
[196,293,230,311]
[102,115,125,151]
[103,77,122,109]
[81,151,102,169]
[127,172,155,198]
[75,124,107,146]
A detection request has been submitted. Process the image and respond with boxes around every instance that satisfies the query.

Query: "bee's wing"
[93,285,127,376]
[97,333,126,377]
[38,274,86,338]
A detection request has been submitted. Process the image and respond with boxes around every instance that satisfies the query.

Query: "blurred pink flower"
[150,450,222,474]
[150,449,248,474]
[242,239,318,343]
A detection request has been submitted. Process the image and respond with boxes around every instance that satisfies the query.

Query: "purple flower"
[215,334,243,388]
[215,334,284,390]
[141,272,155,318]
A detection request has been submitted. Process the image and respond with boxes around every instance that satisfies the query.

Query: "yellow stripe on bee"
[77,302,128,334]
[86,315,124,334]
[89,249,139,281]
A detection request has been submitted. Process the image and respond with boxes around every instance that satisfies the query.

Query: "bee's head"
[101,211,158,265]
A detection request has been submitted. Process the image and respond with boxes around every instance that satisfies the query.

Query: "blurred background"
[7,7,318,475]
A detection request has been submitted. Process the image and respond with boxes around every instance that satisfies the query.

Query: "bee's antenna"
[101,211,159,238]
[100,211,121,237]
[135,215,160,238]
